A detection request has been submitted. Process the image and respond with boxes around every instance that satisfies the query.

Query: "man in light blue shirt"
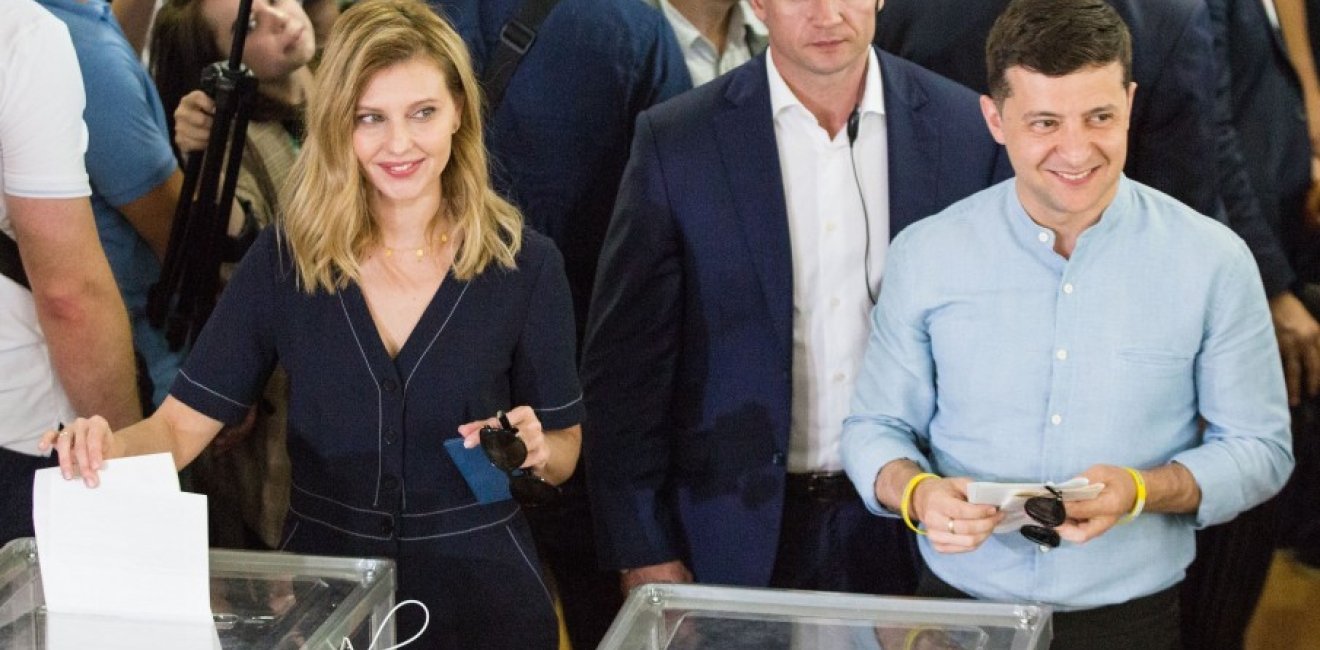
[841,0,1293,647]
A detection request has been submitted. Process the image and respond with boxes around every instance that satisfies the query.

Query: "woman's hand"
[457,406,549,472]
[174,90,216,154]
[36,415,119,487]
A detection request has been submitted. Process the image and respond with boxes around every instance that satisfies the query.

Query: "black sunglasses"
[1019,485,1066,549]
[479,411,561,507]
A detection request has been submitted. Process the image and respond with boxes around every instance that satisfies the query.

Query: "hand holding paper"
[1055,464,1145,544]
[31,453,218,649]
[36,415,118,488]
[966,477,1104,535]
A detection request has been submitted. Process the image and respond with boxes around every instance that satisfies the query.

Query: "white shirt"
[0,0,90,454]
[767,47,889,473]
[659,0,765,87]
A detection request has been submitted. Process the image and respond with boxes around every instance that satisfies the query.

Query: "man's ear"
[748,0,768,22]
[980,95,1007,145]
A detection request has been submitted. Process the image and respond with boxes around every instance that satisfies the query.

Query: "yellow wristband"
[904,626,932,650]
[1120,466,1146,524]
[901,472,939,535]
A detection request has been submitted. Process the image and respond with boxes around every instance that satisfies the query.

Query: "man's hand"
[875,460,1002,554]
[1270,291,1320,406]
[909,476,1003,554]
[1056,464,1138,544]
[619,560,692,594]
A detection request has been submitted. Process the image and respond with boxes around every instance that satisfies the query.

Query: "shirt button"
[382,379,398,392]
[826,221,838,233]
[384,428,397,444]
[830,297,840,308]
[1038,232,1049,243]
[1056,349,1068,361]
[1063,283,1074,294]
[1050,414,1062,426]
[771,451,786,466]
[833,372,847,383]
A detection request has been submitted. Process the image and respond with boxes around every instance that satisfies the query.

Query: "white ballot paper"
[966,477,1104,534]
[31,453,218,649]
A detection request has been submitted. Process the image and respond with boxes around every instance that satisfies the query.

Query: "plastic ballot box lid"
[599,583,1052,650]
[0,538,395,650]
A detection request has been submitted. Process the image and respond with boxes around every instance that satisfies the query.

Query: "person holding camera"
[39,1,582,648]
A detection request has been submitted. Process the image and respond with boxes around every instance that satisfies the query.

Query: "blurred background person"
[36,0,185,416]
[1190,0,1320,647]
[148,0,318,551]
[0,0,140,545]
[648,0,767,87]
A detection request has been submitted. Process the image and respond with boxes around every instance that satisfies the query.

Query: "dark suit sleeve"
[1208,0,1297,296]
[581,112,685,571]
[1125,2,1220,217]
[636,9,693,107]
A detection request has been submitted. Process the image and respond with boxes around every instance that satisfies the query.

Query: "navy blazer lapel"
[880,50,940,238]
[713,55,794,354]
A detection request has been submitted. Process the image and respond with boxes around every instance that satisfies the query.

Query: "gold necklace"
[381,230,452,260]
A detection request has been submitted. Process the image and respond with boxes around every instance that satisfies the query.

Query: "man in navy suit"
[582,0,1007,593]
[872,0,1219,218]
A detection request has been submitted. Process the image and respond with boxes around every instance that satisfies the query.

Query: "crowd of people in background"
[2,0,1318,648]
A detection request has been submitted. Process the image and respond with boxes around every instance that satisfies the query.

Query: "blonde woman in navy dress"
[40,1,582,647]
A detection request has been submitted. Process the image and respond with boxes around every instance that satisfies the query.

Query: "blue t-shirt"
[38,0,181,408]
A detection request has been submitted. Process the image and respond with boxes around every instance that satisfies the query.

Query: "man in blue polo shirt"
[37,0,184,412]
[842,1,1293,648]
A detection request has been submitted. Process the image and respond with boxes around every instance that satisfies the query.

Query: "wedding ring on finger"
[947,519,956,534]
[56,430,70,440]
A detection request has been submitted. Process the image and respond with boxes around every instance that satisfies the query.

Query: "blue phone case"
[443,438,512,504]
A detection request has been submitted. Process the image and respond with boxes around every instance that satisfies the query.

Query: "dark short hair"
[986,0,1132,103]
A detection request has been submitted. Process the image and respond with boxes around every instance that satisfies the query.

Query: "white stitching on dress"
[278,521,299,551]
[404,282,471,392]
[507,524,553,606]
[176,370,249,408]
[400,500,486,517]
[288,505,393,541]
[536,393,583,413]
[292,482,391,515]
[396,509,520,541]
[338,293,385,507]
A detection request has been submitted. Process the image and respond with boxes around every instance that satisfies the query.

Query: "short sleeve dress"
[170,226,583,649]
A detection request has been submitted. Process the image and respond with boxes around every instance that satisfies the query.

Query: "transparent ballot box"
[0,538,395,650]
[600,583,1052,650]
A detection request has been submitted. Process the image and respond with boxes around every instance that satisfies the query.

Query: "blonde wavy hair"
[281,0,522,293]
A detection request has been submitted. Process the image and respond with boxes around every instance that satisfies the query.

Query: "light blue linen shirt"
[842,176,1293,610]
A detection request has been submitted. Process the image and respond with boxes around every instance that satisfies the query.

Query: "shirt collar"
[766,45,885,121]
[660,0,760,54]
[1006,174,1131,256]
